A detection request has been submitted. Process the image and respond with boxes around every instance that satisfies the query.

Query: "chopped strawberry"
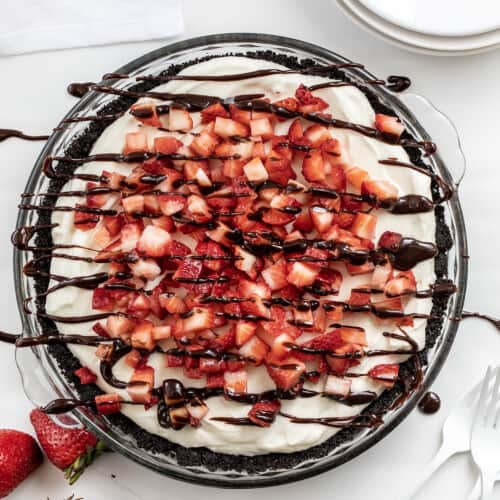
[234,246,258,279]
[206,373,225,389]
[124,132,148,154]
[127,293,151,319]
[248,400,281,427]
[130,102,161,127]
[371,261,393,290]
[105,315,135,338]
[201,103,229,124]
[266,357,305,390]
[154,136,183,154]
[345,166,369,190]
[224,370,248,395]
[287,261,320,288]
[308,330,344,352]
[361,180,398,202]
[125,349,143,369]
[261,259,288,291]
[346,261,375,276]
[229,104,252,125]
[127,366,154,403]
[372,296,404,316]
[183,307,216,333]
[250,118,274,140]
[223,158,245,178]
[310,206,334,233]
[262,208,295,226]
[122,194,144,214]
[316,268,343,294]
[73,204,99,230]
[274,97,299,113]
[270,333,295,359]
[384,271,417,297]
[340,326,367,346]
[332,212,355,229]
[92,288,114,311]
[169,105,193,131]
[304,124,330,148]
[95,394,122,415]
[214,116,250,138]
[378,231,402,252]
[199,358,226,374]
[368,364,400,387]
[321,137,341,156]
[302,151,325,183]
[103,215,124,238]
[351,213,377,240]
[158,194,186,216]
[293,210,314,232]
[295,84,329,113]
[238,279,271,299]
[136,225,171,257]
[74,367,97,385]
[243,157,269,182]
[121,222,143,252]
[375,114,405,139]
[239,335,269,365]
[190,128,219,155]
[235,321,257,346]
[324,375,351,397]
[129,257,161,280]
[159,294,187,314]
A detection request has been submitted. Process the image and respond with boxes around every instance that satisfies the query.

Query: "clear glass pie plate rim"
[13,33,468,488]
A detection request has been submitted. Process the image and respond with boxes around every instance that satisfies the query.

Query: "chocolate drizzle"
[67,82,95,98]
[0,129,49,143]
[418,391,441,414]
[386,75,411,93]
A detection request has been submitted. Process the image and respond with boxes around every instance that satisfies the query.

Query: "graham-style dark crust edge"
[30,50,453,474]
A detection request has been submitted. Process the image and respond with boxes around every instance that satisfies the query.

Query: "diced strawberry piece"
[128,293,151,319]
[295,84,329,112]
[346,261,375,276]
[125,349,143,368]
[265,151,295,184]
[310,206,334,233]
[235,321,257,347]
[229,104,252,125]
[325,163,347,191]
[224,370,248,395]
[368,364,400,387]
[371,261,393,290]
[214,116,250,138]
[243,157,269,182]
[270,333,295,359]
[223,159,245,178]
[74,367,97,385]
[302,150,325,183]
[308,330,344,352]
[315,268,343,294]
[95,394,122,415]
[238,279,271,299]
[293,210,314,232]
[206,222,232,246]
[266,357,305,390]
[136,225,171,257]
[384,271,417,297]
[274,97,299,113]
[152,325,171,341]
[128,366,155,403]
[129,257,161,280]
[248,400,281,427]
[122,194,144,214]
[375,114,404,139]
[261,259,288,291]
[321,137,341,156]
[262,208,294,226]
[169,105,193,131]
[201,103,229,123]
[345,166,369,190]
[288,118,304,142]
[287,261,320,288]
[92,288,113,311]
[234,246,258,279]
[189,128,219,156]
[73,204,99,230]
[340,326,367,346]
[332,212,355,229]
[199,358,226,374]
[102,215,123,238]
[351,213,377,240]
[372,296,404,316]
[183,307,216,333]
[324,375,351,397]
[154,136,183,154]
[239,335,269,365]
[130,102,161,127]
[206,373,225,388]
[121,222,143,253]
[361,180,398,202]
[250,118,274,140]
[106,315,135,338]
[304,124,330,148]
[378,231,402,252]
[158,194,186,216]
[124,132,148,154]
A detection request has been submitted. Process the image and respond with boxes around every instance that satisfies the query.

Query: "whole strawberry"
[0,429,43,497]
[30,409,106,484]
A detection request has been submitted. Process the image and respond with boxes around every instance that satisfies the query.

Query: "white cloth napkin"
[0,0,184,56]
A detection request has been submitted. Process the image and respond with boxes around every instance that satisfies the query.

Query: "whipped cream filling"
[46,56,435,455]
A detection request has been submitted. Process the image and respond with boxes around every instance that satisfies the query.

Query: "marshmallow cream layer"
[46,57,435,455]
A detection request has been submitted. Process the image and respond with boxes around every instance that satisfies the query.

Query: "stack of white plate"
[336,0,500,55]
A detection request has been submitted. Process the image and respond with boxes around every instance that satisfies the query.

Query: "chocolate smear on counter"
[0,129,49,143]
[454,311,500,331]
[418,392,441,414]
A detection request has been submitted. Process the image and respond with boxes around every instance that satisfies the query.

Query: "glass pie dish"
[12,33,468,488]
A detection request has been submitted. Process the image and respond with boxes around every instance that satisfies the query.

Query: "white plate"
[359,0,500,37]
[337,0,500,55]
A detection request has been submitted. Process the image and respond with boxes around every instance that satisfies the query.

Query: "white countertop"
[0,1,499,498]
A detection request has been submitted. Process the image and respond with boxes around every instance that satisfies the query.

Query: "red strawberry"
[351,213,377,240]
[302,150,325,182]
[261,259,288,291]
[123,131,148,154]
[361,180,398,202]
[304,124,330,147]
[378,231,402,252]
[250,118,274,140]
[384,271,417,297]
[239,335,269,365]
[73,204,99,230]
[154,136,183,154]
[274,97,299,113]
[224,370,248,394]
[201,103,229,123]
[248,400,281,427]
[374,114,404,139]
[30,409,106,484]
[169,106,193,131]
[368,364,400,387]
[345,166,369,190]
[287,261,320,288]
[74,367,97,385]
[130,103,161,127]
[266,357,305,390]
[295,84,329,113]
[262,208,295,226]
[214,116,249,138]
[0,429,43,497]
[190,129,219,156]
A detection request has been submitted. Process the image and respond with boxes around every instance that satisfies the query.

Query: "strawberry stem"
[63,440,107,485]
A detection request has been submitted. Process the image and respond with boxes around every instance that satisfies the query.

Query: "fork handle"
[406,445,455,499]
[468,472,500,500]
[479,470,496,500]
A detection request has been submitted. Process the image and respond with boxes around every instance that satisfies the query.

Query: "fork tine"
[474,365,493,427]
[485,366,500,427]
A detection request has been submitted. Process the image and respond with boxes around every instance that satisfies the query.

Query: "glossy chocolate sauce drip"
[15,333,112,348]
[0,129,49,143]
[392,237,438,271]
[379,158,454,202]
[456,311,500,331]
[67,82,95,98]
[386,75,412,93]
[100,345,146,389]
[418,392,441,414]
[40,398,90,414]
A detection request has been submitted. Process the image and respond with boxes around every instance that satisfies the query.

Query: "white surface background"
[0,1,499,499]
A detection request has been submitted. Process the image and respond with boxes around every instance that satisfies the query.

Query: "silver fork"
[470,366,500,500]
[407,380,482,499]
